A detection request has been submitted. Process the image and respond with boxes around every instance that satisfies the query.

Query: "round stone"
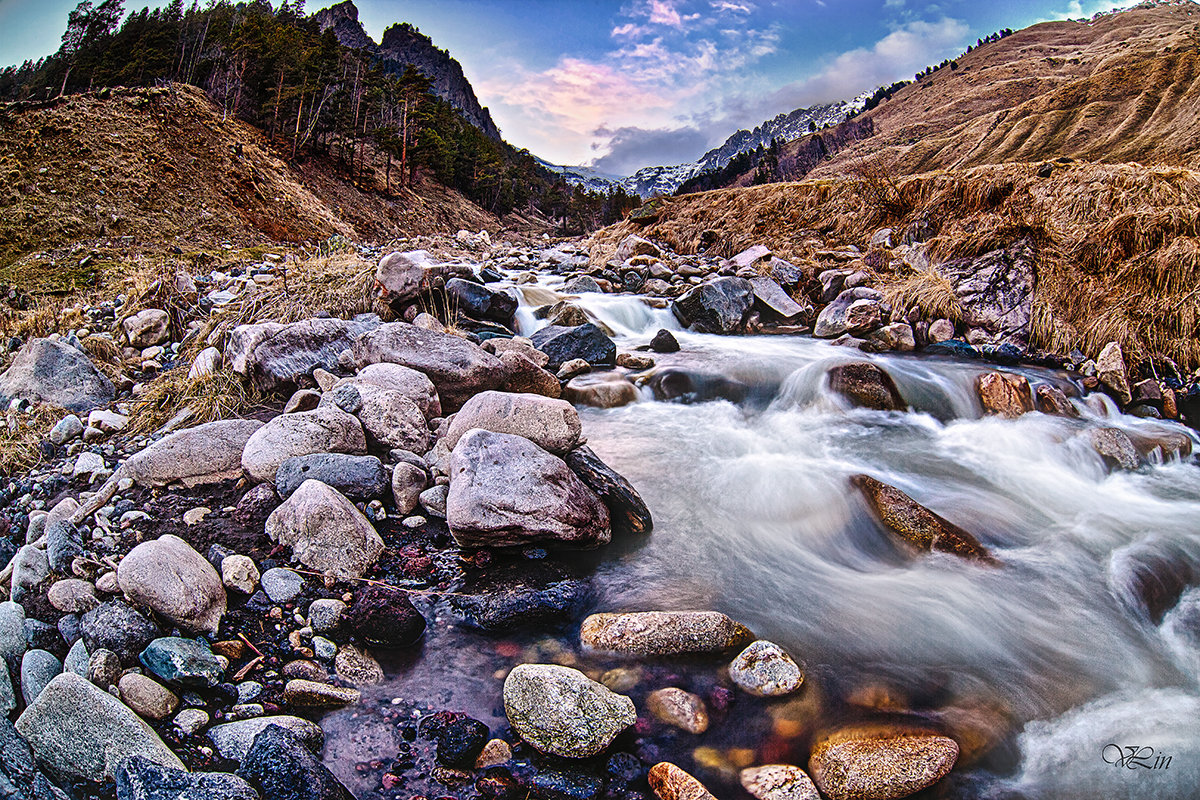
[729,640,805,697]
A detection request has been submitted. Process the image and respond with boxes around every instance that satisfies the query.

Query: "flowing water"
[324,280,1200,799]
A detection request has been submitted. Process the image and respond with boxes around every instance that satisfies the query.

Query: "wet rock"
[564,371,640,408]
[236,723,354,799]
[852,475,995,562]
[275,453,388,501]
[242,407,366,484]
[118,673,179,720]
[351,322,507,409]
[265,479,383,578]
[475,738,513,769]
[648,762,717,800]
[650,329,680,353]
[580,611,754,656]
[139,637,224,688]
[739,765,820,800]
[828,363,906,411]
[333,644,382,686]
[814,288,884,339]
[530,769,604,800]
[208,716,323,762]
[114,754,258,800]
[729,640,805,697]
[445,278,518,324]
[647,688,709,734]
[976,371,1034,418]
[1089,428,1140,471]
[122,420,265,489]
[1096,341,1132,405]
[924,339,980,359]
[544,300,591,328]
[530,323,617,371]
[422,712,489,768]
[118,534,226,635]
[446,391,582,454]
[564,275,604,294]
[750,277,805,321]
[80,601,159,664]
[564,444,652,535]
[20,650,61,706]
[1034,384,1078,417]
[647,367,748,405]
[617,352,655,370]
[503,664,635,758]
[449,561,588,631]
[226,316,380,394]
[343,584,426,648]
[807,725,958,800]
[672,277,755,334]
[15,672,184,782]
[0,338,114,413]
[282,678,359,708]
[447,429,610,549]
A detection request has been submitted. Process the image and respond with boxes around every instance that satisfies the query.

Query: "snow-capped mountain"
[534,159,625,194]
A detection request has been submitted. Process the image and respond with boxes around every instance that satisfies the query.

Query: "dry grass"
[0,404,63,476]
[883,270,962,322]
[127,368,264,437]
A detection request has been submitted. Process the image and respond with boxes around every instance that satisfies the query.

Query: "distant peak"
[323,0,359,22]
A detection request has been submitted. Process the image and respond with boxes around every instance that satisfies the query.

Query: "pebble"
[282,678,361,708]
[72,452,106,481]
[307,598,346,633]
[236,681,263,703]
[312,636,337,661]
[260,567,305,603]
[119,672,180,720]
[402,515,426,528]
[183,506,210,525]
[729,640,805,697]
[174,707,210,735]
[649,762,718,800]
[647,687,710,734]
[474,738,513,769]
[221,554,260,594]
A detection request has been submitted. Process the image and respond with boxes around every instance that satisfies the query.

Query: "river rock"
[88,649,122,688]
[0,601,26,670]
[140,637,224,688]
[449,561,588,631]
[208,716,323,762]
[446,391,582,454]
[447,429,611,548]
[50,414,83,445]
[265,480,383,578]
[47,579,99,614]
[114,754,258,800]
[564,372,640,408]
[10,546,49,603]
[122,309,170,348]
[331,382,431,453]
[15,672,184,782]
[390,462,427,515]
[234,483,280,528]
[376,250,431,302]
[564,445,653,535]
[729,640,805,697]
[343,584,426,647]
[647,688,709,734]
[118,673,179,720]
[976,371,1033,418]
[350,322,507,409]
[739,765,820,800]
[44,519,83,572]
[80,601,158,664]
[828,362,906,411]
[648,762,718,800]
[530,323,617,371]
[503,664,635,758]
[616,235,660,262]
[188,345,223,381]
[282,679,360,708]
[241,407,366,484]
[808,725,958,800]
[0,338,115,413]
[1034,384,1078,417]
[117,535,226,635]
[649,329,680,353]
[333,644,383,686]
[672,277,755,334]
[445,278,517,324]
[580,611,754,656]
[221,555,259,595]
[226,316,380,394]
[120,419,265,488]
[852,475,994,562]
[750,276,806,320]
[814,288,885,339]
[648,367,748,404]
[0,658,14,713]
[275,453,388,500]
[1096,341,1132,405]
[1089,427,1140,471]
[544,300,590,328]
[499,350,562,398]
[354,362,442,419]
[236,723,354,800]
[20,650,61,706]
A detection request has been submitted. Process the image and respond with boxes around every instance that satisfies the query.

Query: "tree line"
[0,0,639,229]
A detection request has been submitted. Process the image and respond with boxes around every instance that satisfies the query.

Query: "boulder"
[650,329,680,353]
[615,235,660,262]
[580,611,754,656]
[544,300,591,328]
[938,239,1034,342]
[503,664,635,758]
[445,278,517,324]
[827,363,906,411]
[530,323,617,371]
[976,372,1034,418]
[564,445,653,535]
[739,765,820,800]
[808,725,958,800]
[120,420,264,489]
[564,372,640,408]
[241,406,366,484]
[80,601,158,664]
[851,474,995,562]
[117,535,226,635]
[122,309,170,349]
[729,640,805,697]
[0,716,68,800]
[814,288,884,339]
[1035,384,1078,417]
[671,277,755,334]
[265,480,383,579]
[354,362,441,419]
[1089,428,1140,471]
[114,755,258,800]
[447,429,610,549]
[564,275,604,294]
[485,337,550,368]
[275,453,388,500]
[350,322,507,409]
[207,716,323,763]
[863,322,916,353]
[648,762,718,800]
[1096,341,1132,405]
[326,382,431,453]
[646,688,709,734]
[749,277,805,320]
[375,250,432,302]
[446,391,582,454]
[236,723,354,800]
[0,338,114,413]
[647,368,748,405]
[15,672,184,782]
[226,316,381,394]
[342,584,426,648]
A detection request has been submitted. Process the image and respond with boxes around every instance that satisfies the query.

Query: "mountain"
[534,158,625,194]
[314,1,502,141]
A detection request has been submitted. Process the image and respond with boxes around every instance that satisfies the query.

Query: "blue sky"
[0,0,1139,173]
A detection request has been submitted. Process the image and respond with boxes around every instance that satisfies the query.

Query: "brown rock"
[1096,341,1132,405]
[976,371,1033,418]
[739,765,820,800]
[500,350,562,398]
[851,475,995,563]
[646,688,709,734]
[1034,384,1078,417]
[648,762,717,800]
[828,363,906,411]
[808,725,958,800]
[564,371,640,408]
[581,611,754,656]
[282,678,360,707]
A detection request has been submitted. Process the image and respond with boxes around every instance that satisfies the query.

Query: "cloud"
[589,125,714,175]
[769,17,969,110]
[711,1,754,13]
[648,0,683,26]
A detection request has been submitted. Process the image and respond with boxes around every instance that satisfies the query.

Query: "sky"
[0,0,1142,174]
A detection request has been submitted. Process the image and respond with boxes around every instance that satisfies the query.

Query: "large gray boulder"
[503,664,635,758]
[445,391,582,454]
[322,381,431,453]
[207,715,323,762]
[939,239,1034,343]
[447,430,610,549]
[225,316,381,394]
[275,453,388,500]
[265,480,383,578]
[0,716,70,800]
[814,287,885,339]
[119,420,264,489]
[375,250,433,302]
[350,322,507,409]
[15,672,184,782]
[117,535,226,635]
[241,406,366,484]
[671,277,755,334]
[353,362,441,419]
[0,339,114,413]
